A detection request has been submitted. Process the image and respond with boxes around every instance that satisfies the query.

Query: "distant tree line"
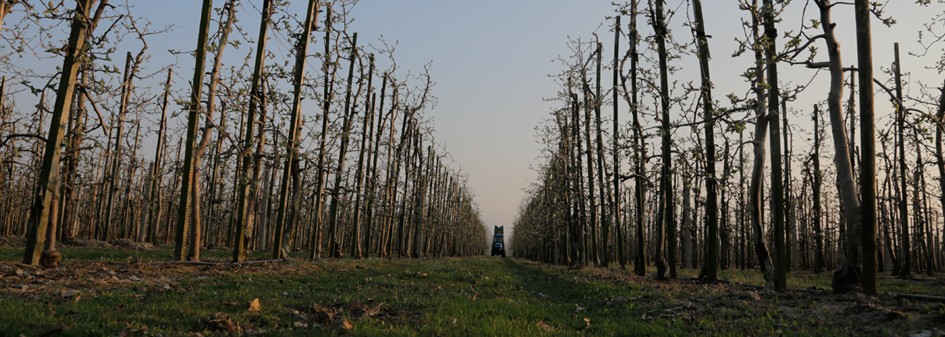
[512,0,945,295]
[0,0,487,266]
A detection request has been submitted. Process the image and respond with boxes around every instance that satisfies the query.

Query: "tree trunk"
[628,1,647,276]
[102,52,134,242]
[720,139,731,270]
[594,42,609,267]
[233,0,273,263]
[692,0,719,282]
[0,1,8,33]
[812,0,863,293]
[782,100,794,272]
[204,104,227,248]
[934,76,945,274]
[273,0,318,259]
[892,43,913,280]
[60,69,88,243]
[612,15,626,269]
[311,6,334,260]
[365,73,388,258]
[143,70,172,244]
[583,63,599,267]
[854,0,878,295]
[652,0,671,280]
[915,138,934,276]
[569,92,586,268]
[381,84,402,258]
[761,0,788,292]
[813,105,825,273]
[681,178,692,268]
[739,127,746,270]
[23,0,95,266]
[327,32,359,258]
[175,0,213,261]
[186,0,235,261]
[350,56,375,259]
[748,0,775,287]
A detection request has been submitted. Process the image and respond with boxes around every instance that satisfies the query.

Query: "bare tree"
[273,0,318,259]
[174,0,213,261]
[692,0,719,283]
[326,32,359,258]
[233,0,273,263]
[854,0,879,294]
[611,15,625,269]
[23,0,98,266]
[651,0,671,280]
[627,0,647,277]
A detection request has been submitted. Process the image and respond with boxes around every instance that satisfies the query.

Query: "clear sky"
[112,1,625,237]
[4,1,944,239]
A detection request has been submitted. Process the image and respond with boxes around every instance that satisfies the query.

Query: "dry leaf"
[311,303,339,324]
[333,318,353,331]
[248,298,261,312]
[536,320,554,331]
[584,317,592,329]
[206,312,241,333]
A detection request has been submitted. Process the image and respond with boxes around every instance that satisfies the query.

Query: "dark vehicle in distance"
[491,226,505,257]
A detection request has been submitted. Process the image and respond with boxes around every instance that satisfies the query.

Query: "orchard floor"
[0,241,944,336]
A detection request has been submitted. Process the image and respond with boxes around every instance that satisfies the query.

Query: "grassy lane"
[0,246,943,336]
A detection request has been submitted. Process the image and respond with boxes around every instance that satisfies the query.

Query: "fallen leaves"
[3,253,945,336]
[248,298,261,312]
[735,291,762,301]
[346,301,385,318]
[205,312,241,334]
[333,318,353,331]
[309,301,384,325]
[61,289,81,303]
[310,303,339,324]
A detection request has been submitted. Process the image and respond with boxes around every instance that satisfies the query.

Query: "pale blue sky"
[127,0,626,233]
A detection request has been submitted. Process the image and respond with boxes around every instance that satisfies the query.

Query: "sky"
[4,1,945,240]
[127,0,622,236]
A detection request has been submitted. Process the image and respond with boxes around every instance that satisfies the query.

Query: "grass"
[0,245,943,336]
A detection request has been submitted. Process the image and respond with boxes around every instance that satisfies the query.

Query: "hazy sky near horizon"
[4,1,945,240]
[131,0,624,235]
